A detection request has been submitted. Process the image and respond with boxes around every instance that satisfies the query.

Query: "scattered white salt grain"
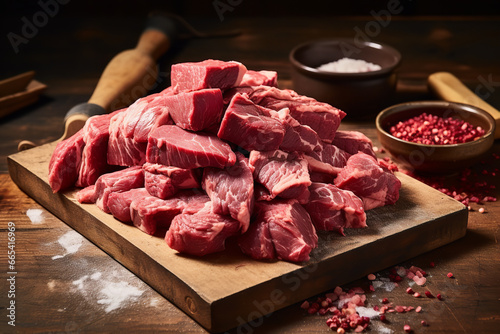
[91,272,102,280]
[47,280,56,291]
[371,322,394,334]
[72,275,89,290]
[149,297,162,307]
[97,281,143,313]
[52,230,85,260]
[337,297,351,309]
[317,57,382,73]
[356,306,380,319]
[26,208,44,224]
[396,266,407,277]
[372,280,397,292]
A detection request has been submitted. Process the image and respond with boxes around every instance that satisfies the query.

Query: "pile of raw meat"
[48,59,401,263]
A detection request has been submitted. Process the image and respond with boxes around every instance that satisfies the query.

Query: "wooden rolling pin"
[18,13,178,151]
[428,72,500,139]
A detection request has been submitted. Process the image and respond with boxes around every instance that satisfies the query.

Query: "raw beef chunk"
[225,86,346,142]
[165,205,240,256]
[331,131,376,158]
[217,93,285,151]
[48,129,85,193]
[250,150,311,203]
[303,182,367,235]
[131,191,209,235]
[77,110,121,187]
[143,163,200,199]
[279,114,322,153]
[167,88,223,131]
[107,104,148,166]
[303,142,350,180]
[237,207,276,260]
[238,200,318,262]
[76,184,96,203]
[147,125,236,169]
[303,155,343,178]
[92,166,144,213]
[239,70,278,87]
[309,171,335,184]
[108,92,171,166]
[133,92,172,142]
[108,188,150,223]
[202,152,254,232]
[171,59,247,91]
[307,142,351,169]
[254,184,274,202]
[334,153,401,210]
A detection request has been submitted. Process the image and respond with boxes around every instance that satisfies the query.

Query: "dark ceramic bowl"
[289,38,401,119]
[376,101,496,174]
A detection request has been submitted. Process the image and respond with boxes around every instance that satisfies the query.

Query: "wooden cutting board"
[7,143,468,333]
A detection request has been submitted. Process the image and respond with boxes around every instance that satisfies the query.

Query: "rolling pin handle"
[428,72,500,139]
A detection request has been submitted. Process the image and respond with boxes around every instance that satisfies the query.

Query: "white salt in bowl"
[289,38,402,119]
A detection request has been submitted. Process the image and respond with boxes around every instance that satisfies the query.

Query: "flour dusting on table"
[26,208,44,224]
[97,281,144,312]
[70,270,145,313]
[52,230,85,260]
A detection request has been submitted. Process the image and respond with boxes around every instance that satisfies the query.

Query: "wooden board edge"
[6,154,216,331]
[209,207,468,333]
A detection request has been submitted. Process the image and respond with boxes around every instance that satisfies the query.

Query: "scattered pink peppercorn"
[436,293,443,300]
[406,287,414,294]
[421,320,428,326]
[382,298,389,304]
[447,272,454,278]
[379,314,386,322]
[404,324,412,332]
[430,262,435,268]
[395,305,406,313]
[413,292,421,298]
[416,306,422,313]
[367,273,376,280]
[424,290,433,298]
[479,207,486,213]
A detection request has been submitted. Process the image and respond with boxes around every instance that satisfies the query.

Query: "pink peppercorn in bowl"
[289,38,401,119]
[376,101,496,174]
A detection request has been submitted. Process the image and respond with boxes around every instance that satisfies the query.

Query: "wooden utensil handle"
[428,72,500,138]
[86,15,176,113]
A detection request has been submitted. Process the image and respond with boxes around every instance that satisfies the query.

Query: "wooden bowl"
[289,38,401,119]
[376,101,496,174]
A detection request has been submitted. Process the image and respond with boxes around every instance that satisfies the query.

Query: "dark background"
[3,0,500,19]
[2,0,500,78]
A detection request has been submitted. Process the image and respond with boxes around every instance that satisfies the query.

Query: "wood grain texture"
[7,141,467,332]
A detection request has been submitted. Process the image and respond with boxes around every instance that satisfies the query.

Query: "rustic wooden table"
[1,13,499,333]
